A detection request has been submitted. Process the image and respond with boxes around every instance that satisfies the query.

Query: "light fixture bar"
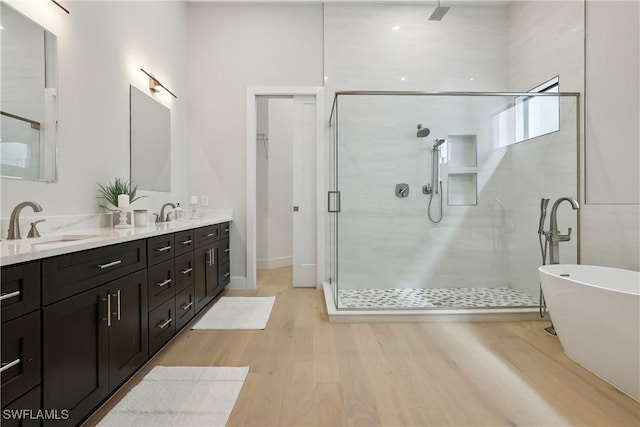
[140,68,178,99]
[51,0,70,14]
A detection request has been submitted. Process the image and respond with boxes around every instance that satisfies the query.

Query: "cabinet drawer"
[147,234,175,266]
[42,240,146,306]
[1,311,41,406]
[1,262,40,323]
[220,222,231,240]
[194,224,219,248]
[1,385,41,427]
[148,298,176,355]
[219,261,231,288]
[147,260,175,310]
[174,230,195,256]
[219,238,230,265]
[175,253,195,293]
[175,285,195,331]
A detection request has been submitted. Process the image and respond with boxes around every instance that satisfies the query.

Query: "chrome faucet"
[547,196,580,264]
[7,201,43,240]
[156,203,176,223]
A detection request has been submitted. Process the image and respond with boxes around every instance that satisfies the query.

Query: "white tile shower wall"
[325,3,583,294]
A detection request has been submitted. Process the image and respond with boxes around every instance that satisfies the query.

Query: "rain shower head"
[433,139,446,150]
[417,124,431,138]
[429,1,450,21]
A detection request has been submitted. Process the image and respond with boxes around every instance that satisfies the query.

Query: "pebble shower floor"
[338,287,539,309]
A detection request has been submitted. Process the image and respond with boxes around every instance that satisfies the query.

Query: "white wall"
[582,1,640,270]
[187,3,323,284]
[1,1,190,234]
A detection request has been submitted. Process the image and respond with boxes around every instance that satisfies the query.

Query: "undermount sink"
[28,234,101,247]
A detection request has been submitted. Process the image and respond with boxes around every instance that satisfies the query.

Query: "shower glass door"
[331,92,579,310]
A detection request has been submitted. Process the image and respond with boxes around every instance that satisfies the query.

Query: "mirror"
[0,3,58,182]
[130,85,171,191]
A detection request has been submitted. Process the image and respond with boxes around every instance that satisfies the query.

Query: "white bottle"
[174,203,183,221]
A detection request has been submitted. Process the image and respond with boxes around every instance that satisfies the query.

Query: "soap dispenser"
[174,203,184,221]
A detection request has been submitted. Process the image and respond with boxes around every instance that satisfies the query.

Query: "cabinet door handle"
[157,318,172,329]
[156,245,172,252]
[112,290,121,321]
[0,290,20,302]
[206,233,216,237]
[0,358,21,374]
[206,248,215,266]
[181,239,192,245]
[224,272,230,278]
[224,248,230,253]
[102,295,112,327]
[180,267,193,275]
[157,279,172,288]
[224,228,230,232]
[180,302,193,311]
[98,260,122,269]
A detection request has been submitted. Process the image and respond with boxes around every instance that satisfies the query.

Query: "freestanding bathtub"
[539,264,640,402]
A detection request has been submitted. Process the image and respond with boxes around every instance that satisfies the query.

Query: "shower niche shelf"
[447,134,477,206]
[448,134,477,167]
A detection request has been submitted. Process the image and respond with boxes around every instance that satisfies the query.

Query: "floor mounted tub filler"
[539,264,640,401]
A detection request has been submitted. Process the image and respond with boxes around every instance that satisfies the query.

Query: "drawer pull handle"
[181,239,192,245]
[224,272,231,278]
[224,248,230,253]
[0,290,21,302]
[156,245,172,252]
[206,233,216,237]
[181,268,193,275]
[181,302,193,311]
[225,228,230,232]
[157,279,172,288]
[98,260,122,269]
[157,318,172,329]
[0,358,21,374]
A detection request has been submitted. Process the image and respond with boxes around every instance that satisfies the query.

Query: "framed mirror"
[0,3,58,182]
[130,85,171,192]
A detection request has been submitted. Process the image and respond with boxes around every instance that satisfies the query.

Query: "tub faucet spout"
[547,197,579,264]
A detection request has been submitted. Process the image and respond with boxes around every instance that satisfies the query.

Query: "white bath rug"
[191,296,275,330]
[97,366,249,427]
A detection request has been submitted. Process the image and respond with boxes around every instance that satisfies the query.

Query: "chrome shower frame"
[327,90,582,311]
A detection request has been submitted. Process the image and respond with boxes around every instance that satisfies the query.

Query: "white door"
[292,96,317,287]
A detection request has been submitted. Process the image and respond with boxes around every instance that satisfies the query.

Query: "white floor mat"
[191,296,275,330]
[97,366,249,426]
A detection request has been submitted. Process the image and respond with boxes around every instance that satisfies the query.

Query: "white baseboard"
[257,256,292,270]
[227,276,248,290]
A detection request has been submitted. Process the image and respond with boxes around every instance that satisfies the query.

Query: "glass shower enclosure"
[326,91,580,310]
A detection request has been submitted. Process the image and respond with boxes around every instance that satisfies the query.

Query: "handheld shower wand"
[427,139,446,223]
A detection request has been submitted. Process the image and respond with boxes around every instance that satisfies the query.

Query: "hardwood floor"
[88,267,640,426]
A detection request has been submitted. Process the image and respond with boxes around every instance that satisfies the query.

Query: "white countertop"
[0,214,233,267]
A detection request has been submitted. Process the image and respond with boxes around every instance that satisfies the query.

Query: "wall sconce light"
[140,68,177,99]
[51,0,70,14]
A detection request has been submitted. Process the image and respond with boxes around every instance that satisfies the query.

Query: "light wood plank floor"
[88,267,640,426]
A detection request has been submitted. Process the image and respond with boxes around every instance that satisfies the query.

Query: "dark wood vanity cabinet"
[2,220,230,426]
[42,269,148,426]
[193,222,230,313]
[1,261,42,424]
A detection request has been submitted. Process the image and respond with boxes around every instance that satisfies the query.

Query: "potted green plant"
[98,178,147,226]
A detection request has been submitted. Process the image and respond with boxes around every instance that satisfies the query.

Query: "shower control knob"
[423,184,432,195]
[395,183,410,198]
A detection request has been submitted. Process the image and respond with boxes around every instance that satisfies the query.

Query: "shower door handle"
[328,191,341,213]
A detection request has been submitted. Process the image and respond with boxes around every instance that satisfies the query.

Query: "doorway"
[246,87,324,289]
